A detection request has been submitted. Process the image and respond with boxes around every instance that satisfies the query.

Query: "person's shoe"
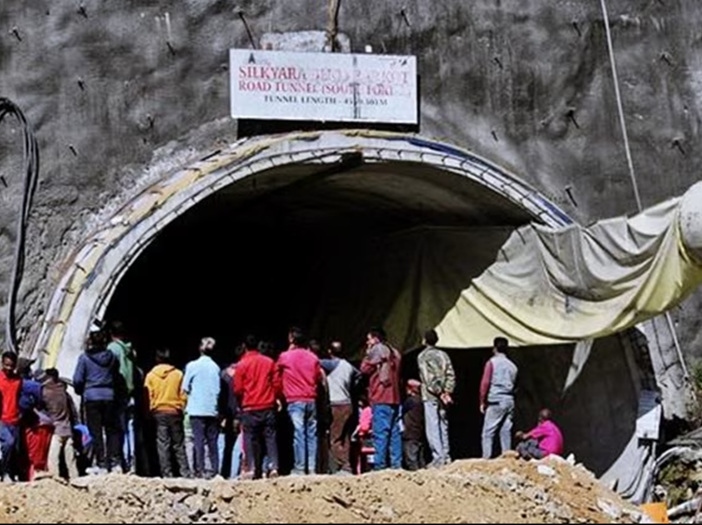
[111,465,124,475]
[268,469,279,479]
[239,471,254,481]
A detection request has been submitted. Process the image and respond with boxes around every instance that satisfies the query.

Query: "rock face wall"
[0,1,701,365]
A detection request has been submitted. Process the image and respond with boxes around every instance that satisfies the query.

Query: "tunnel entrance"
[101,150,543,473]
[37,131,601,472]
[102,152,638,478]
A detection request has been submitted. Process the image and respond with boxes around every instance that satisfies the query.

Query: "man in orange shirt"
[0,352,22,482]
[145,349,190,478]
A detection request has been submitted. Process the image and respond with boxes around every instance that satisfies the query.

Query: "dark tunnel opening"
[105,160,529,370]
[102,159,638,475]
[103,160,530,472]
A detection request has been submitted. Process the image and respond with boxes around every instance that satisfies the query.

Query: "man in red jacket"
[277,327,323,476]
[360,327,402,470]
[233,335,281,480]
[0,352,22,482]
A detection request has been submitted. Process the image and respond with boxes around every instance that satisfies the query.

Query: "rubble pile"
[0,458,640,524]
[654,448,702,523]
[658,453,702,507]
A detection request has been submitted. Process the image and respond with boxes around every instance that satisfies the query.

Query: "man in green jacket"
[108,320,137,473]
[417,329,456,467]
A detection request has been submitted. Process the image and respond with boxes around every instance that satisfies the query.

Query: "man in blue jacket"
[183,337,221,479]
[73,323,123,474]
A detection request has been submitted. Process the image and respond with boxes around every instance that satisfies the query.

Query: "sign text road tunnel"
[230,49,418,124]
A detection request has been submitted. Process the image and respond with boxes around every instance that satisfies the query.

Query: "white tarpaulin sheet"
[436,195,702,348]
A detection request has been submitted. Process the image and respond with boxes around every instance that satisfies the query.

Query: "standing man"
[277,327,323,476]
[107,321,137,473]
[417,329,456,467]
[0,352,22,481]
[310,339,331,475]
[320,341,360,475]
[218,344,244,479]
[480,337,518,459]
[402,379,425,471]
[18,359,52,480]
[73,323,123,474]
[42,368,79,480]
[233,335,281,479]
[145,349,190,478]
[360,327,402,471]
[182,337,221,479]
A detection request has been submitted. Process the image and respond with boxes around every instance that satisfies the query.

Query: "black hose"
[0,98,40,355]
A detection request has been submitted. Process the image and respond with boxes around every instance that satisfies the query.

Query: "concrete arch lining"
[32,129,573,375]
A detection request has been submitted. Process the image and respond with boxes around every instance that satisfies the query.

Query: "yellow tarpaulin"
[436,196,702,348]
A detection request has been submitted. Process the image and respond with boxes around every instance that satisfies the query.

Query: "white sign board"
[230,49,418,124]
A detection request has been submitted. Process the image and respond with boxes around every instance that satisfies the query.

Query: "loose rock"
[0,459,638,523]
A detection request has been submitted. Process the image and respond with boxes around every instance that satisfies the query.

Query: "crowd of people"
[0,321,564,482]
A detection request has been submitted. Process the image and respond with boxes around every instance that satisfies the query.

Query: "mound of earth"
[0,457,642,523]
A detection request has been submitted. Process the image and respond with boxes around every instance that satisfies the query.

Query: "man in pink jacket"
[277,327,323,475]
[515,408,564,459]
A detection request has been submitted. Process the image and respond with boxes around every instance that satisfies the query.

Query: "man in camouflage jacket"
[417,329,456,467]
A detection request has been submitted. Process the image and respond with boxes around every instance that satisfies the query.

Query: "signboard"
[230,49,418,124]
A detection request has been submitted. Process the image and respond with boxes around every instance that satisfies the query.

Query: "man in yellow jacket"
[144,349,191,478]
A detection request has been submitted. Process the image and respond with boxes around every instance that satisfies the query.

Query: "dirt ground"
[0,456,641,524]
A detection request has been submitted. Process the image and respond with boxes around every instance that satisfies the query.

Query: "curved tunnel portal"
[105,154,533,368]
[39,131,592,464]
[104,146,548,463]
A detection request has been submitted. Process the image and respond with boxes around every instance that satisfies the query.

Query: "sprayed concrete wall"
[0,1,701,417]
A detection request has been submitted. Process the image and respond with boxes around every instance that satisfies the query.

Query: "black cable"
[0,98,40,355]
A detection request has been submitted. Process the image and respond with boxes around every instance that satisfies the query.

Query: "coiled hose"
[0,98,40,355]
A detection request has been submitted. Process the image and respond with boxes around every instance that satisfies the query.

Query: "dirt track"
[0,457,641,524]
